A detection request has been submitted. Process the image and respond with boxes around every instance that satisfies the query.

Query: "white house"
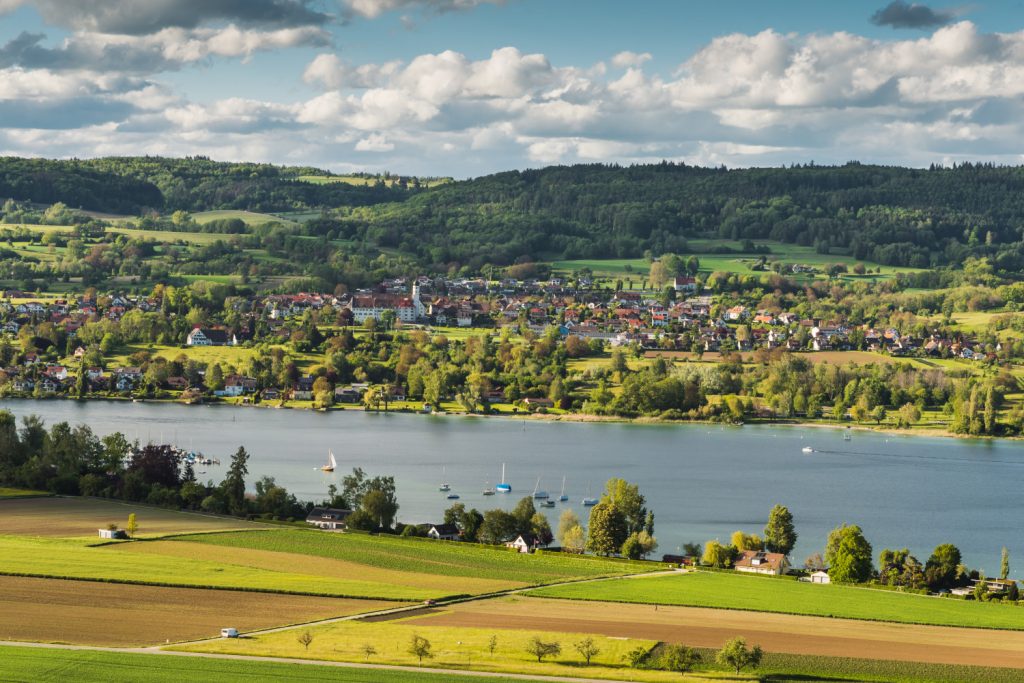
[505,533,541,554]
[187,327,237,347]
[97,528,128,540]
[426,524,460,541]
[305,507,351,530]
[734,550,790,576]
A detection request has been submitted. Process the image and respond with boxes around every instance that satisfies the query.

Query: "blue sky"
[1,1,1024,176]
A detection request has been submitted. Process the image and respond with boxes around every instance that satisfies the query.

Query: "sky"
[1,0,1024,177]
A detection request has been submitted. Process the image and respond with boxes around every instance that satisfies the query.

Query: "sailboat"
[495,463,511,493]
[439,466,450,492]
[532,476,549,500]
[844,427,852,441]
[558,476,569,502]
[320,450,337,473]
[581,483,598,506]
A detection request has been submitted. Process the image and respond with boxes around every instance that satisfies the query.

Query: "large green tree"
[763,504,797,556]
[825,524,873,583]
[586,502,628,556]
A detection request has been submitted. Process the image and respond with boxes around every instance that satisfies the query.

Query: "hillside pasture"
[176,529,651,586]
[0,575,390,646]
[191,210,296,227]
[530,571,1024,631]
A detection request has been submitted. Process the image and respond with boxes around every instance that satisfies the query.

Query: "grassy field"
[0,646,535,683]
[177,529,651,586]
[192,210,296,226]
[0,575,393,646]
[298,175,450,188]
[530,571,1024,630]
[177,620,667,682]
[0,487,48,498]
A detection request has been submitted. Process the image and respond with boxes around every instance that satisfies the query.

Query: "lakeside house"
[506,533,543,553]
[734,550,789,576]
[424,523,461,541]
[305,507,351,530]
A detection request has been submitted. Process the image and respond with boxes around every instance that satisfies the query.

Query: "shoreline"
[0,394,1010,442]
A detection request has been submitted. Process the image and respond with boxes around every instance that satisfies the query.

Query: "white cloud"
[611,51,651,68]
[355,133,394,151]
[342,0,504,20]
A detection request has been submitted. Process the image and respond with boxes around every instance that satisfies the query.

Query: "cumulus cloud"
[871,1,954,30]
[23,0,331,35]
[611,51,651,68]
[7,22,1024,176]
[342,0,505,20]
[0,25,331,73]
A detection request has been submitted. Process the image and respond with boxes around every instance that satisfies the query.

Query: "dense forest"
[0,157,412,214]
[7,157,1024,273]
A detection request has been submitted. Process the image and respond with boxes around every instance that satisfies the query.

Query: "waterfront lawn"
[0,645,530,683]
[176,529,652,586]
[529,571,1024,630]
[0,487,48,498]
[175,621,666,682]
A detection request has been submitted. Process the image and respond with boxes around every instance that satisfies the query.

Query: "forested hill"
[0,156,412,214]
[332,162,1024,271]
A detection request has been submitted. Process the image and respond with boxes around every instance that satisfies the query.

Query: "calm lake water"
[3,399,1021,577]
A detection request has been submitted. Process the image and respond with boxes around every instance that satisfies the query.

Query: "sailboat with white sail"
[439,466,450,492]
[558,475,569,502]
[532,476,549,500]
[320,450,337,473]
[495,463,511,493]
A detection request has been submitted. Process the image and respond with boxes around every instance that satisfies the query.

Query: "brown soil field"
[0,575,397,646]
[113,540,522,595]
[0,497,261,538]
[409,596,1024,669]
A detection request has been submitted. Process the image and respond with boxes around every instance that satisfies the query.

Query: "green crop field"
[530,571,1024,630]
[0,487,48,498]
[0,646,531,683]
[177,529,651,586]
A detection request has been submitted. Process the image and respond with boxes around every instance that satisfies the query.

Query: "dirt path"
[407,596,1024,669]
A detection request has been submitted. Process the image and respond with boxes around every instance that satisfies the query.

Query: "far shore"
[0,394,1010,443]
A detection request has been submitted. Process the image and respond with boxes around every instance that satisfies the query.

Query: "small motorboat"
[802,446,814,454]
[582,497,598,506]
[446,493,460,500]
[482,482,495,496]
[540,499,555,508]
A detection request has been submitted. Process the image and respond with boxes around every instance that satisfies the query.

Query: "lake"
[3,399,1021,577]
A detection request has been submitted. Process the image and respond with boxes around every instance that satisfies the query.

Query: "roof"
[734,550,788,571]
[306,507,352,522]
[428,523,460,536]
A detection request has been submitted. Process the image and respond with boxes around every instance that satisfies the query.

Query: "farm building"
[97,528,128,540]
[424,524,460,541]
[809,570,831,584]
[506,533,542,554]
[734,550,789,576]
[305,507,352,530]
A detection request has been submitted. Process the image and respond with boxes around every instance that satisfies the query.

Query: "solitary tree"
[222,446,249,516]
[716,637,763,674]
[525,636,561,663]
[408,634,433,663]
[574,637,600,666]
[488,635,498,656]
[297,631,314,651]
[661,644,701,675]
[1001,547,1010,580]
[126,513,138,538]
[763,504,797,556]
[825,524,873,583]
[361,644,377,660]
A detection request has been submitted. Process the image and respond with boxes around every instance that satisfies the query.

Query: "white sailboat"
[532,476,549,500]
[439,465,450,492]
[581,483,598,506]
[558,475,569,502]
[496,463,511,493]
[320,450,337,472]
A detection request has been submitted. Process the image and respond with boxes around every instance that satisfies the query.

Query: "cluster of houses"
[0,272,999,399]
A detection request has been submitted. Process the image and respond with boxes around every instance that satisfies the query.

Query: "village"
[0,270,998,402]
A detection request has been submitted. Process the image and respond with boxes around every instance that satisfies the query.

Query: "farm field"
[0,646,532,683]
[407,595,1024,670]
[0,497,259,538]
[641,349,944,368]
[530,571,1024,630]
[177,529,651,585]
[0,575,392,646]
[176,618,666,682]
[0,487,47,498]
